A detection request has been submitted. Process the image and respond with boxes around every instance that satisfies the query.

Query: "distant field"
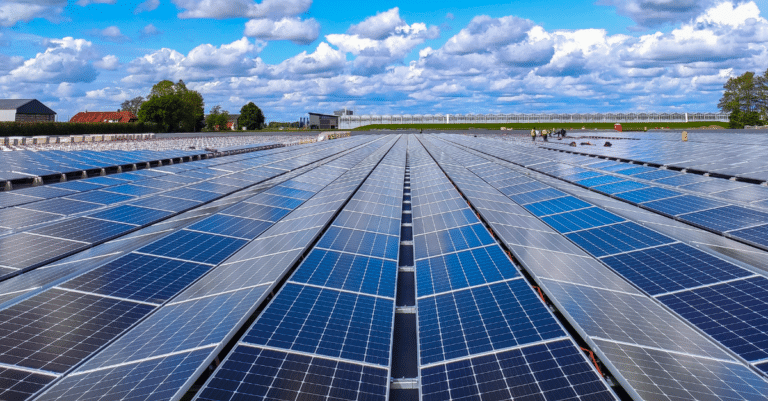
[353,122,729,131]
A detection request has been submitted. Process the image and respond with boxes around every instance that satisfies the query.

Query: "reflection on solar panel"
[565,221,675,257]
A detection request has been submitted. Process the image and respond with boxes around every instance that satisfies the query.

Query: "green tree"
[719,71,760,114]
[237,102,265,130]
[120,96,144,116]
[205,105,230,131]
[138,80,204,132]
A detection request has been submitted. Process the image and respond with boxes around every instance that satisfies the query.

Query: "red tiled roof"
[70,111,138,123]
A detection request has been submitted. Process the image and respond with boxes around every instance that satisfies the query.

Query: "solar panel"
[631,169,681,181]
[28,217,135,243]
[0,367,55,400]
[416,245,519,297]
[290,249,397,298]
[421,340,615,401]
[59,253,213,304]
[565,221,675,257]
[65,190,135,205]
[493,223,585,254]
[658,276,768,362]
[0,233,86,271]
[523,196,592,216]
[13,186,76,199]
[243,283,393,366]
[679,205,768,232]
[600,243,752,296]
[163,188,221,203]
[136,230,248,265]
[187,214,273,240]
[197,346,389,401]
[0,207,62,230]
[509,188,567,204]
[19,198,98,215]
[730,224,768,248]
[317,226,399,260]
[49,180,104,192]
[101,184,163,197]
[0,288,154,372]
[592,180,649,194]
[415,223,495,259]
[614,187,682,203]
[418,279,565,365]
[642,195,727,216]
[576,175,625,187]
[87,204,173,226]
[541,206,625,233]
[128,195,202,213]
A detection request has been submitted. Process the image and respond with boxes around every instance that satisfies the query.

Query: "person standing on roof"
[542,129,548,142]
[531,127,536,141]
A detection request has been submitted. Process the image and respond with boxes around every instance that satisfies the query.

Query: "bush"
[0,122,158,137]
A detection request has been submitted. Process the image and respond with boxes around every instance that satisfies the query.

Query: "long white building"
[339,112,729,129]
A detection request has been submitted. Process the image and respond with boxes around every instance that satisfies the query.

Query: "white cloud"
[276,42,346,77]
[77,0,116,6]
[172,0,311,19]
[0,0,65,27]
[135,0,160,13]
[348,8,406,40]
[442,15,534,54]
[94,55,119,70]
[141,24,162,37]
[597,0,720,29]
[244,17,320,44]
[91,26,130,43]
[0,37,99,84]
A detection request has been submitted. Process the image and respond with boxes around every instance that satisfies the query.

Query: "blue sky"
[1,0,767,122]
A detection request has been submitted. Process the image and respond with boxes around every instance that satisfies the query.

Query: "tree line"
[718,70,768,128]
[121,80,264,132]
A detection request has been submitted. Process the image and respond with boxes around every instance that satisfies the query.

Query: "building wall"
[0,110,15,122]
[16,113,55,122]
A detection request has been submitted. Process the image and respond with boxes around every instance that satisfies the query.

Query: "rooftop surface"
[0,133,766,400]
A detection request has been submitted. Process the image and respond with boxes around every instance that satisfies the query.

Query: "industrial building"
[0,99,57,123]
[308,112,339,129]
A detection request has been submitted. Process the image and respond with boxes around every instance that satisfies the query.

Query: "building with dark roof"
[0,99,57,122]
[70,111,138,123]
[308,112,339,129]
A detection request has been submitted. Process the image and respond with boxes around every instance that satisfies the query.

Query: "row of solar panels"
[0,148,215,182]
[542,133,768,182]
[0,136,392,400]
[431,134,768,398]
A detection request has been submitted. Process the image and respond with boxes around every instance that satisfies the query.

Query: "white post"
[685,112,688,123]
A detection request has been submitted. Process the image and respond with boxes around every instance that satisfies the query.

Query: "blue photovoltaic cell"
[416,246,519,297]
[197,347,388,401]
[187,214,273,240]
[136,230,247,265]
[334,211,400,236]
[188,181,239,194]
[542,207,625,233]
[20,198,99,215]
[615,187,681,203]
[221,202,292,221]
[13,186,76,199]
[265,186,315,200]
[600,243,752,296]
[88,205,172,226]
[0,207,61,230]
[248,194,305,209]
[60,253,213,304]
[642,195,727,217]
[163,188,221,203]
[102,184,162,197]
[592,180,649,194]
[615,166,656,176]
[28,217,135,243]
[415,223,495,260]
[631,169,681,181]
[317,226,399,260]
[81,176,129,186]
[128,195,201,213]
[659,276,768,362]
[243,283,393,366]
[499,181,549,195]
[290,249,397,298]
[679,205,768,232]
[576,175,625,187]
[65,190,135,205]
[418,279,564,365]
[49,181,104,192]
[36,348,211,401]
[421,340,614,401]
[563,171,603,181]
[523,196,592,217]
[509,188,567,205]
[0,367,55,400]
[758,362,768,375]
[565,221,675,258]
[730,224,768,248]
[654,174,709,187]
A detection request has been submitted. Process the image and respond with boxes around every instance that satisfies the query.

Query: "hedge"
[0,122,158,137]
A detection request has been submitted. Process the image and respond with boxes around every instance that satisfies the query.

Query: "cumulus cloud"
[0,37,99,84]
[90,26,130,43]
[94,55,119,70]
[141,24,162,38]
[442,15,534,54]
[276,42,346,77]
[135,0,160,13]
[172,0,311,19]
[327,8,439,75]
[244,17,320,44]
[598,0,719,30]
[122,37,265,85]
[0,0,66,27]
